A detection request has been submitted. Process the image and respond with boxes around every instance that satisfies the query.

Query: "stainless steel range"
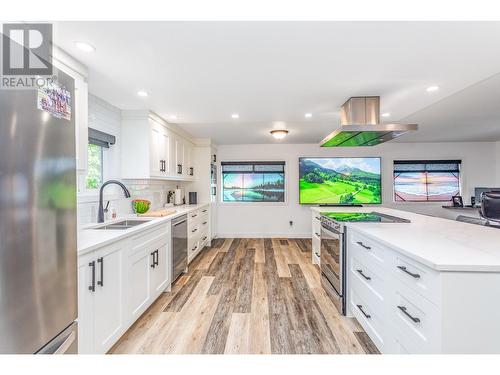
[320,212,410,315]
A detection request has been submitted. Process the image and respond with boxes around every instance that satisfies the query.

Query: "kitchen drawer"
[349,288,386,352]
[312,234,321,258]
[312,212,321,233]
[349,254,386,314]
[188,222,201,238]
[388,281,441,353]
[349,230,387,268]
[199,216,209,232]
[199,231,209,249]
[387,250,441,305]
[188,238,201,262]
[188,209,202,222]
[131,223,168,250]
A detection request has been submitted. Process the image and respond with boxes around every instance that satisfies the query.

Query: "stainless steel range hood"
[320,96,418,147]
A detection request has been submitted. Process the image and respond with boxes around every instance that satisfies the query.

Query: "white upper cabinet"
[121,111,194,181]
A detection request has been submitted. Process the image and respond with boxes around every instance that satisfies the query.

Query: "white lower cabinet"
[78,222,171,354]
[347,227,500,354]
[78,240,127,354]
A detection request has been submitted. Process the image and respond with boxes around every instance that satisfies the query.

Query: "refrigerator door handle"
[53,331,76,354]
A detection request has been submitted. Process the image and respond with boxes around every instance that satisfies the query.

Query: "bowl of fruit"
[132,199,151,215]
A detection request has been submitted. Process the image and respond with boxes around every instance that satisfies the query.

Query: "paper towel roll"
[174,188,183,205]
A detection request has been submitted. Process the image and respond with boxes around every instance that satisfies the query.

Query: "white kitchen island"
[311,206,500,354]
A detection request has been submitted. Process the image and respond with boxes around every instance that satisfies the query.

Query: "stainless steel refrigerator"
[0,68,78,354]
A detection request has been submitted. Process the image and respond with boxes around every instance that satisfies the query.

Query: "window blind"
[221,161,285,173]
[88,127,116,148]
[394,160,461,173]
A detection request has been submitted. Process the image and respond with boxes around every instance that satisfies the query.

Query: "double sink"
[91,219,153,230]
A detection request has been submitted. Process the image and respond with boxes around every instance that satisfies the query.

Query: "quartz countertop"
[78,203,209,256]
[312,206,500,272]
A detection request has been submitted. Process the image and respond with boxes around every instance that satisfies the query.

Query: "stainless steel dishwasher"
[172,215,188,281]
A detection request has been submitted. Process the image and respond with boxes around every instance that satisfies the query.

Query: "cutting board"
[138,209,176,217]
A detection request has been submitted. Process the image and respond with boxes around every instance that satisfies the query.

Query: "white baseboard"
[215,232,311,239]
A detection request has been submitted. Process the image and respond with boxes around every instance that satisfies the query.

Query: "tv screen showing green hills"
[299,158,381,204]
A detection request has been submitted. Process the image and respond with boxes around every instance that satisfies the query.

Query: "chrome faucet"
[97,180,131,223]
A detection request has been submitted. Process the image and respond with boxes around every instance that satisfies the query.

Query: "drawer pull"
[356,269,371,281]
[202,209,207,213]
[191,214,198,218]
[397,305,421,323]
[314,252,320,258]
[315,216,321,220]
[192,245,198,252]
[356,304,371,319]
[202,236,207,241]
[397,265,420,279]
[356,241,371,250]
[315,232,320,237]
[202,221,207,225]
[191,228,198,233]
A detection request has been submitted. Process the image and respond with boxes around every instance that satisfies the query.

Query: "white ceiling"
[53,21,500,144]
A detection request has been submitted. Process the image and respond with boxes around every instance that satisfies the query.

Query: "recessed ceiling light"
[305,113,312,118]
[231,113,239,119]
[137,90,148,97]
[426,85,440,92]
[170,115,177,120]
[381,112,391,117]
[74,41,95,53]
[270,129,289,140]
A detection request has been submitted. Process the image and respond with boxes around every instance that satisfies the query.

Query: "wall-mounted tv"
[299,157,381,205]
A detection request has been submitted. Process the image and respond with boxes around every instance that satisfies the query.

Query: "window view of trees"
[86,143,103,190]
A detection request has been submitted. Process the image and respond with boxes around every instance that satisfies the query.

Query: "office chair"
[479,191,500,226]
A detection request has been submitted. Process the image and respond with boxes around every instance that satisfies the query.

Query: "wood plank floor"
[109,238,378,354]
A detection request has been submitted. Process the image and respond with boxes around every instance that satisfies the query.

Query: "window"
[85,128,116,190]
[393,160,461,202]
[86,143,103,189]
[222,161,285,202]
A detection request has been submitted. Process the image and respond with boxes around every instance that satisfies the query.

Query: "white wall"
[216,142,498,237]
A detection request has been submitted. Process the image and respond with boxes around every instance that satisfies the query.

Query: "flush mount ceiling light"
[270,129,289,140]
[381,112,391,117]
[74,41,95,53]
[231,113,239,119]
[426,85,440,92]
[304,113,312,118]
[137,90,148,97]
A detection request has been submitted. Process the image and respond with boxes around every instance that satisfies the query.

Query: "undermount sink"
[92,219,152,230]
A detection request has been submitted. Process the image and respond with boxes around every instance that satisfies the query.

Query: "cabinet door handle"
[88,261,96,292]
[397,305,421,323]
[177,164,182,174]
[97,257,104,287]
[151,251,156,268]
[154,249,159,266]
[397,265,421,279]
[189,167,194,176]
[356,269,371,281]
[314,252,320,258]
[356,304,371,319]
[356,241,371,250]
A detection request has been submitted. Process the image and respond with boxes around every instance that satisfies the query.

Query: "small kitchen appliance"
[320,212,410,315]
[188,192,198,205]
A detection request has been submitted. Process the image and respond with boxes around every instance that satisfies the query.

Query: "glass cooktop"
[320,211,410,223]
